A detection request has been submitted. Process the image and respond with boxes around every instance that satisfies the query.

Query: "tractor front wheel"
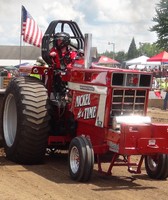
[145,154,168,179]
[68,136,94,182]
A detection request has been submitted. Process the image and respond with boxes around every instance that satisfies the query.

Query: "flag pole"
[19,6,23,65]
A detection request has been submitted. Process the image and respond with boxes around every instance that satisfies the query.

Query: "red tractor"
[1,20,168,182]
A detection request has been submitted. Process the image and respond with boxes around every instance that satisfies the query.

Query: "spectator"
[152,77,157,89]
[143,66,147,71]
[147,66,151,72]
[163,77,168,110]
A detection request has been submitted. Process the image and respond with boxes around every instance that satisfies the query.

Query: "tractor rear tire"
[1,76,50,164]
[145,154,168,179]
[68,136,94,182]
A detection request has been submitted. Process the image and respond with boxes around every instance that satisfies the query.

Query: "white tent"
[125,56,161,69]
[125,55,161,66]
[126,56,149,65]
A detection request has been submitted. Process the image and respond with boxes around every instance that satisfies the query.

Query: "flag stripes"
[21,5,43,47]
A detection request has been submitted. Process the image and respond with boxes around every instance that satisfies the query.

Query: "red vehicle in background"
[1,20,168,182]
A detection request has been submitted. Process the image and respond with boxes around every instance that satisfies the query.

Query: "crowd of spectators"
[147,65,168,78]
[132,65,168,77]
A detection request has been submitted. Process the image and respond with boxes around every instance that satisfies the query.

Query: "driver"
[49,32,78,69]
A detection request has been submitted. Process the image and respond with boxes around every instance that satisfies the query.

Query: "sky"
[0,0,160,53]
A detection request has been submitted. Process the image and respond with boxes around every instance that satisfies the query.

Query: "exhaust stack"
[84,33,92,69]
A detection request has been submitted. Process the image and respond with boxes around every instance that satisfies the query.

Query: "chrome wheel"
[3,93,17,147]
[70,146,80,174]
[68,136,94,182]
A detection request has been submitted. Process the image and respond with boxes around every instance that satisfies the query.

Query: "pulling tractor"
[1,20,168,182]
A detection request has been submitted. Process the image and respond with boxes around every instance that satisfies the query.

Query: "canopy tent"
[97,56,119,64]
[125,55,161,67]
[147,51,168,62]
[125,56,149,65]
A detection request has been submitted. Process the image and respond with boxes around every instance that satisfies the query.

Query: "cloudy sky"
[0,0,160,53]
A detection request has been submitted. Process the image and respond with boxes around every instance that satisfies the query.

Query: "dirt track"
[0,98,168,199]
[0,147,168,200]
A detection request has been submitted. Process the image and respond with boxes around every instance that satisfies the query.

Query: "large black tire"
[0,94,4,147]
[68,136,94,182]
[1,76,50,164]
[145,154,168,179]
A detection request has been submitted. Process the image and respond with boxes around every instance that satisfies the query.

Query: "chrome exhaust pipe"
[84,33,92,69]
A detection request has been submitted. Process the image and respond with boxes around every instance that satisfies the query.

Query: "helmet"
[53,32,70,49]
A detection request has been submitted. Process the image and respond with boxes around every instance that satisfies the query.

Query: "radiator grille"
[109,89,146,125]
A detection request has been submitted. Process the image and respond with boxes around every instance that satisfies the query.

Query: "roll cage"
[42,20,85,65]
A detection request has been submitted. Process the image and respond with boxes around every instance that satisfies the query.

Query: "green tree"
[115,51,127,63]
[99,50,127,64]
[99,50,116,61]
[101,50,113,58]
[127,37,138,60]
[150,0,168,50]
[138,42,162,57]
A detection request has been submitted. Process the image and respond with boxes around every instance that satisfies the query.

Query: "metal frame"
[42,20,84,65]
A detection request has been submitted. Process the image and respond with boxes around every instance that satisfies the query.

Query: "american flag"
[21,5,43,47]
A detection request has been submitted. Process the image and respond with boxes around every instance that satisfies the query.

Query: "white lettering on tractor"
[75,94,97,120]
[77,109,84,118]
[77,106,97,120]
[75,94,90,107]
[84,106,97,119]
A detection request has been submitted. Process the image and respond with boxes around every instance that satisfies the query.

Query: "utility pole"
[108,42,115,60]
